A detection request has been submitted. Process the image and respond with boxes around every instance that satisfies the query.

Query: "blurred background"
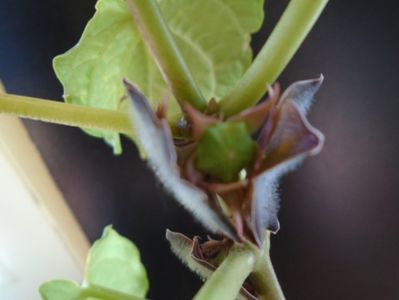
[1,0,398,299]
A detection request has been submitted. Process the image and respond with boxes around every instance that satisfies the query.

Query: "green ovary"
[196,122,257,182]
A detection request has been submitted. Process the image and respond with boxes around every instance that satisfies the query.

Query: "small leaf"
[40,227,148,300]
[53,0,265,153]
[85,226,149,298]
[39,280,80,300]
[196,122,257,182]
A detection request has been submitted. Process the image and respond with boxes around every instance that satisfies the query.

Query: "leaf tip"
[101,224,114,237]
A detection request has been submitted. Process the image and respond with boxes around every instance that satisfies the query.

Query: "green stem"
[194,244,255,300]
[80,284,144,300]
[127,0,206,111]
[251,233,285,300]
[219,0,329,117]
[0,94,133,135]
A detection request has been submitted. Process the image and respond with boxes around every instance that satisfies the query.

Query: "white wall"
[0,115,89,300]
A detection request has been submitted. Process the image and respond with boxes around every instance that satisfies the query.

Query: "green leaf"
[53,0,138,154]
[196,122,257,182]
[39,280,80,300]
[85,226,149,298]
[39,226,149,300]
[54,0,265,153]
[159,0,264,101]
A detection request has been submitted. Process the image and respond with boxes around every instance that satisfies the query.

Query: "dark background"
[1,0,398,299]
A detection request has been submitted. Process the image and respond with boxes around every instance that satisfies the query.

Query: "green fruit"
[196,122,256,182]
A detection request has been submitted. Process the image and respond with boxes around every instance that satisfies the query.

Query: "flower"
[124,76,324,247]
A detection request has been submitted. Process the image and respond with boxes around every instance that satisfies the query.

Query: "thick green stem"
[194,244,255,300]
[219,0,329,117]
[80,284,144,300]
[251,233,285,300]
[194,234,284,300]
[0,94,133,135]
[127,0,206,111]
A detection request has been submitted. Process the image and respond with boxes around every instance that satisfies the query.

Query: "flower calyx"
[125,75,325,247]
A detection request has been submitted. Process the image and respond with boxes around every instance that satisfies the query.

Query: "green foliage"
[54,0,264,153]
[86,226,149,297]
[39,226,149,300]
[196,122,257,182]
[40,280,80,300]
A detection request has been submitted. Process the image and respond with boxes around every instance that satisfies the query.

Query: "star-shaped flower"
[124,76,324,246]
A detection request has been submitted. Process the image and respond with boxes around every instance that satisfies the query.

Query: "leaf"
[54,0,265,153]
[85,225,149,298]
[158,0,265,101]
[39,280,80,300]
[53,0,139,154]
[39,226,149,300]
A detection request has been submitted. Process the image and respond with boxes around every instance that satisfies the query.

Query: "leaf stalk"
[219,0,329,116]
[251,233,285,300]
[0,93,133,135]
[127,0,207,111]
[194,232,284,300]
[194,244,255,300]
[80,284,144,300]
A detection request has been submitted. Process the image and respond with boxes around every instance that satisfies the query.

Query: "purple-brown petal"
[243,173,280,246]
[183,102,219,140]
[259,101,324,174]
[279,75,324,114]
[248,96,324,244]
[228,84,280,133]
